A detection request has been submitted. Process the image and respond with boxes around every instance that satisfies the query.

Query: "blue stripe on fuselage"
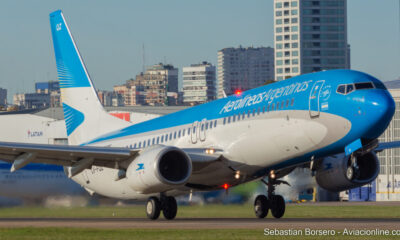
[84,70,386,145]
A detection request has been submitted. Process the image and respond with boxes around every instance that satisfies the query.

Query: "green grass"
[0,204,399,219]
[0,204,399,239]
[0,228,399,240]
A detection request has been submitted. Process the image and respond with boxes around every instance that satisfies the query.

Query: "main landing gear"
[254,172,288,219]
[146,195,177,220]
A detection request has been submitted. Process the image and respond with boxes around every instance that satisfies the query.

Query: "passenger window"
[267,105,270,112]
[143,141,146,148]
[178,130,181,138]
[257,107,261,115]
[281,101,284,109]
[248,110,251,118]
[337,85,346,94]
[152,138,155,145]
[214,120,217,127]
[277,102,280,109]
[272,103,275,110]
[263,106,265,113]
[286,100,289,107]
[139,142,142,148]
[174,132,177,139]
[165,134,168,141]
[228,116,231,124]
[223,118,226,125]
[183,129,186,136]
[243,112,246,119]
[188,128,191,135]
[252,109,256,116]
[355,82,374,90]
[346,84,354,93]
[156,137,159,144]
[290,98,294,106]
[169,133,173,140]
[148,139,151,145]
[134,143,137,149]
[205,122,209,129]
[161,135,164,143]
[233,115,236,122]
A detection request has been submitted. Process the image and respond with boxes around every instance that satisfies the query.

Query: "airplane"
[0,9,398,220]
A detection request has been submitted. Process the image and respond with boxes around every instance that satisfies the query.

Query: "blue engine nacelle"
[315,152,379,192]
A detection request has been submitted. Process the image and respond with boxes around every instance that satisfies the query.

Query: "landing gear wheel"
[270,195,285,219]
[254,195,269,218]
[146,197,161,220]
[346,166,354,180]
[162,196,177,220]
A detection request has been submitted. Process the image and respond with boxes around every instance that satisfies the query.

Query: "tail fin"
[49,10,130,145]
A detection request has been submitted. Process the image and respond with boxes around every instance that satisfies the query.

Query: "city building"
[97,90,114,107]
[374,80,400,201]
[35,81,61,107]
[0,88,7,107]
[183,62,216,105]
[112,64,179,107]
[13,93,50,109]
[12,81,62,109]
[35,81,60,94]
[134,63,179,106]
[273,0,350,81]
[217,46,274,98]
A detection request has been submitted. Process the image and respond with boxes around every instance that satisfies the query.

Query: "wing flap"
[0,141,138,171]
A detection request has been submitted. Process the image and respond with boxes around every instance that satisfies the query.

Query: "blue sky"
[0,0,399,102]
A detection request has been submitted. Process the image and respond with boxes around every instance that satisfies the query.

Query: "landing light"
[270,170,276,179]
[234,171,241,179]
[205,148,215,154]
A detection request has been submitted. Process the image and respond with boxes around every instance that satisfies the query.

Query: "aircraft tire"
[254,195,269,218]
[146,197,161,220]
[270,195,285,219]
[162,196,177,220]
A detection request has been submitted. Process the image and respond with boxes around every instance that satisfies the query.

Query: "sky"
[0,0,399,102]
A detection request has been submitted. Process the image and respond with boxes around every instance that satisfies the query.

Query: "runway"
[0,217,399,229]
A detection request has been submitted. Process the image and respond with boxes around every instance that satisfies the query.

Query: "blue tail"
[49,10,130,145]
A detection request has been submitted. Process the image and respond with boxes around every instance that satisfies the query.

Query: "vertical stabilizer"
[49,10,130,145]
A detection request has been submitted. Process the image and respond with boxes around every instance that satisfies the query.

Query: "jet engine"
[315,152,379,192]
[126,145,192,194]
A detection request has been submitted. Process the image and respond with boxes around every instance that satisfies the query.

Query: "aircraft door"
[199,119,206,142]
[309,80,325,118]
[191,121,198,144]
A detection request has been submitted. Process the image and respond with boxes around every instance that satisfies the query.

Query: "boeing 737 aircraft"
[0,10,398,220]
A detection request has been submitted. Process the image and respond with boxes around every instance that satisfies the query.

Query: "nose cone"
[363,90,395,139]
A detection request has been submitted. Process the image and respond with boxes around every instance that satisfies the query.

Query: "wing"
[375,141,400,152]
[0,141,222,178]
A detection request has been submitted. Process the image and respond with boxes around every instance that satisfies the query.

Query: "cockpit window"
[373,81,387,90]
[346,84,355,93]
[337,82,378,95]
[355,82,374,90]
[337,85,346,94]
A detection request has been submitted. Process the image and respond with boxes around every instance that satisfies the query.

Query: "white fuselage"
[71,109,350,200]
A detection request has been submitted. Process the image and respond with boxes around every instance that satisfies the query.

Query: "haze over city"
[0,0,399,102]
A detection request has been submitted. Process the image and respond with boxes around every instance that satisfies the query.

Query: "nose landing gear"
[254,173,289,219]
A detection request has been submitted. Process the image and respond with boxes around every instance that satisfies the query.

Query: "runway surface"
[0,217,399,229]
